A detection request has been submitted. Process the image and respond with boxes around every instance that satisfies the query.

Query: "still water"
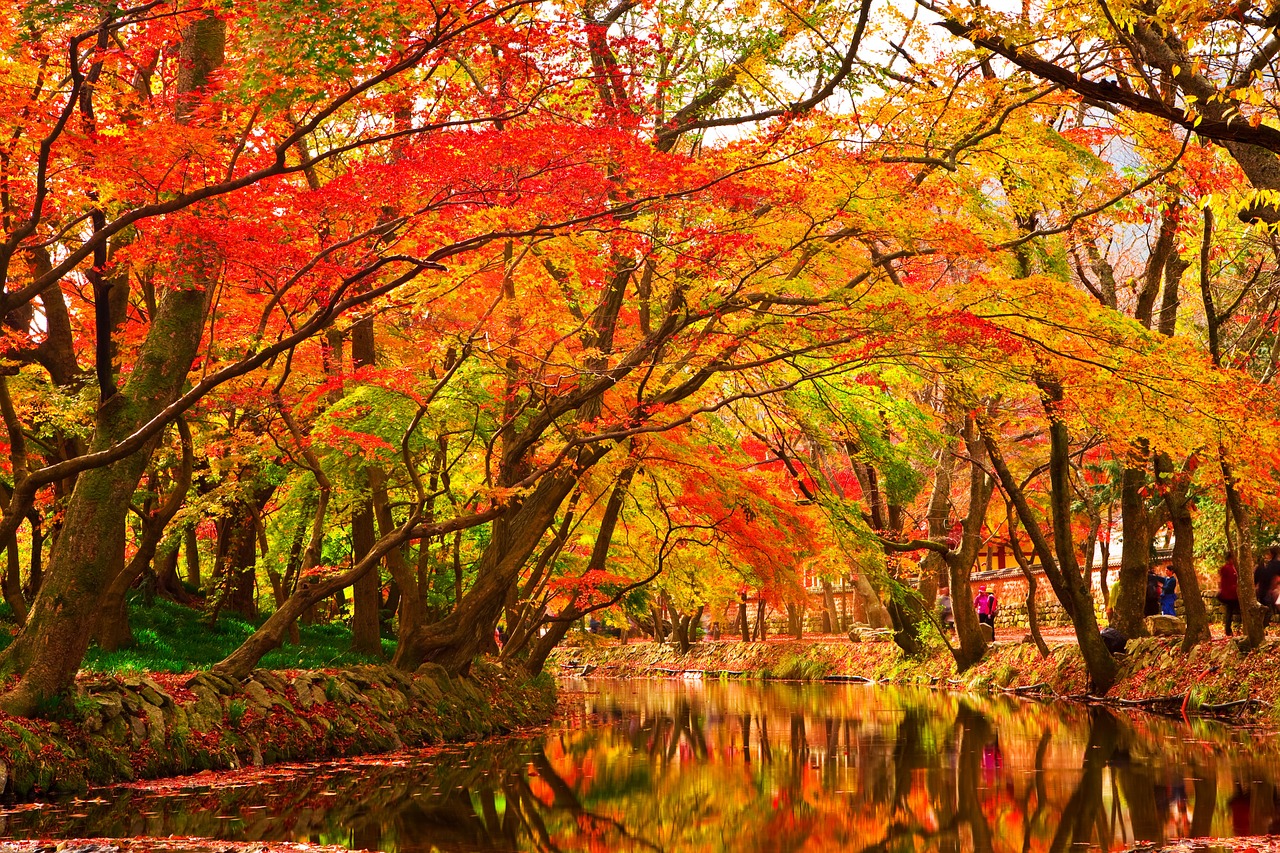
[3,677,1280,852]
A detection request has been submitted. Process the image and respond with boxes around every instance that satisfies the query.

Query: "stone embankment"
[551,635,1280,719]
[0,660,554,799]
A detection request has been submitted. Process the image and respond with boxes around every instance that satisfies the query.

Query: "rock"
[169,705,191,744]
[979,623,995,643]
[189,692,224,732]
[848,628,862,643]
[141,701,167,753]
[253,670,286,693]
[241,679,274,710]
[316,676,358,705]
[128,714,147,743]
[1146,615,1185,636]
[186,671,233,695]
[95,693,124,719]
[292,677,314,709]
[139,685,166,707]
[102,715,129,743]
[414,677,443,702]
[416,662,451,684]
[119,690,143,714]
[381,667,413,689]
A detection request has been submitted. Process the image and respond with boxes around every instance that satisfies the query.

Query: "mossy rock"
[415,662,451,685]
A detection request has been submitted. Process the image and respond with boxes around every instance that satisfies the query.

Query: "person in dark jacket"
[1100,608,1127,654]
[1144,570,1162,616]
[1255,546,1280,608]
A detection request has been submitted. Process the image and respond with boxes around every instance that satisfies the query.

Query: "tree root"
[1070,692,1266,719]
[1001,682,1054,696]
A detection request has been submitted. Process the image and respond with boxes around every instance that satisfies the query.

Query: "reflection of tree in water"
[10,680,1280,852]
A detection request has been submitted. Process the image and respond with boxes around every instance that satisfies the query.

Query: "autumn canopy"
[0,0,1277,711]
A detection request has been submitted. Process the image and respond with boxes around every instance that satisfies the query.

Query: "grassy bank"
[550,634,1280,719]
[69,598,396,674]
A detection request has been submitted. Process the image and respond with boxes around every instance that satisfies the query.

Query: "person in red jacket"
[1219,555,1240,637]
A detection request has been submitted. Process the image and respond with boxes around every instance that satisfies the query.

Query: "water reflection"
[3,678,1280,852]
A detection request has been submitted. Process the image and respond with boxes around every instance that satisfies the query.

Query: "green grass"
[763,652,835,681]
[70,596,396,674]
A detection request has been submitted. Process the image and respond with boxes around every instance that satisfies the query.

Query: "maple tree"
[2,0,1280,717]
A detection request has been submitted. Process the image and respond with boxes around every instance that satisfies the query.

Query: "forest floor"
[68,598,395,674]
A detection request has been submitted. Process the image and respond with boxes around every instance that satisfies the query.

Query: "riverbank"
[551,634,1280,719]
[0,659,555,799]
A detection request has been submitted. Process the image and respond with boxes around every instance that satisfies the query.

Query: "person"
[1269,573,1280,615]
[1144,569,1163,616]
[974,586,997,628]
[1219,554,1240,636]
[937,587,955,631]
[1100,606,1127,654]
[1255,546,1280,609]
[1100,624,1127,654]
[1160,565,1178,616]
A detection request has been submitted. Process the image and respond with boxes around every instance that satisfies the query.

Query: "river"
[1,677,1277,852]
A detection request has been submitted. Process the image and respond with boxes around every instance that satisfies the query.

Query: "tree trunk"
[1,536,27,626]
[672,611,691,653]
[212,510,443,680]
[211,499,260,619]
[96,422,193,650]
[371,469,421,654]
[348,310,382,658]
[393,455,603,674]
[752,600,767,641]
[183,527,200,589]
[93,553,136,654]
[1112,461,1151,637]
[787,603,804,639]
[850,572,891,628]
[821,580,841,632]
[1157,457,1210,650]
[944,415,996,671]
[0,294,212,710]
[350,500,383,657]
[154,544,191,603]
[1039,382,1116,692]
[1007,507,1051,657]
[524,612,574,675]
[982,390,1117,693]
[0,117,217,714]
[1224,458,1265,648]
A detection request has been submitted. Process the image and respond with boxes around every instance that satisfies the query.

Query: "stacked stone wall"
[0,661,555,799]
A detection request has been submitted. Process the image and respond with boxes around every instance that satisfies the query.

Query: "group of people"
[1143,565,1179,617]
[1217,546,1280,636]
[935,586,997,632]
[929,547,1280,642]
